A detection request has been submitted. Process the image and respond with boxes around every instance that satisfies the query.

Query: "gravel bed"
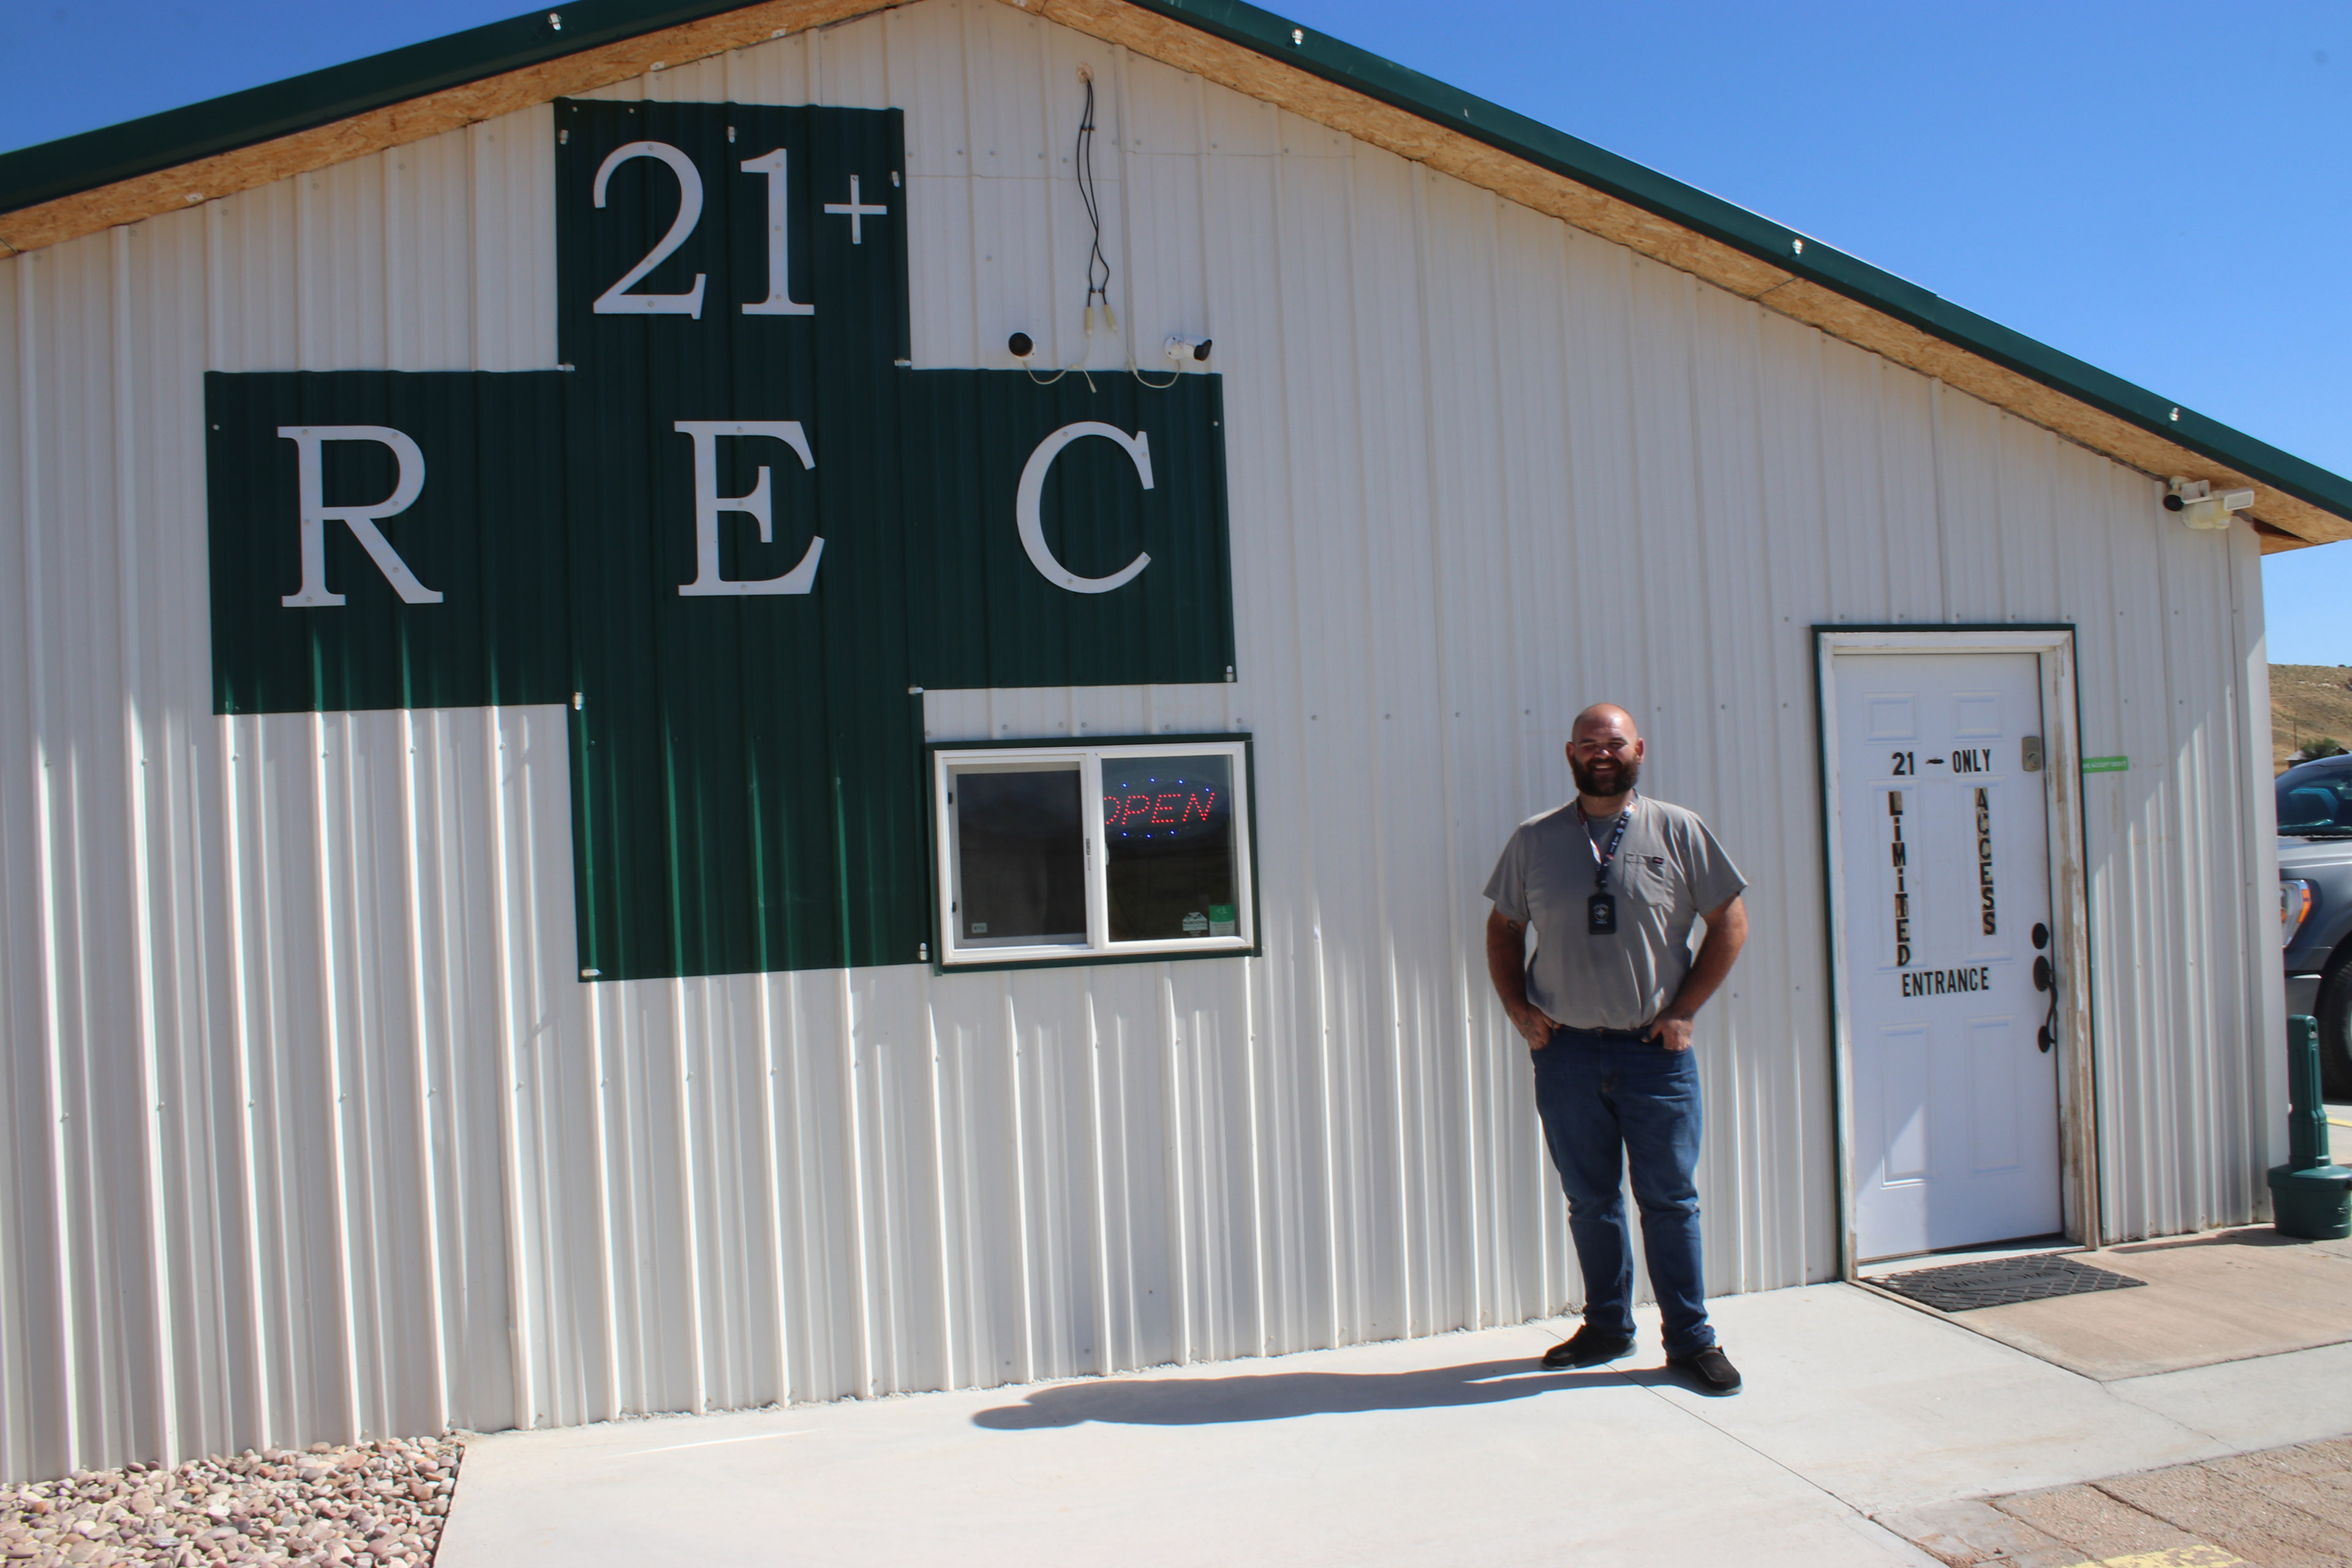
[0,1436,460,1566]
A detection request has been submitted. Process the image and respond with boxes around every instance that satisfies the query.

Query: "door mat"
[1872,1253,2146,1313]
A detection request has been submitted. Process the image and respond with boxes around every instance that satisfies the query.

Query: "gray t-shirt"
[1484,794,1747,1031]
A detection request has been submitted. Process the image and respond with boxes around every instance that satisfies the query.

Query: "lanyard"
[1576,796,1634,892]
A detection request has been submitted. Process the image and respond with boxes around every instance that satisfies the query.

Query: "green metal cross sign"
[204,99,1235,982]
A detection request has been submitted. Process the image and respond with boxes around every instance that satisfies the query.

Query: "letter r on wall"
[278,425,441,607]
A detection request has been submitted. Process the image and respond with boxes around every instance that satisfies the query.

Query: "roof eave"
[1097,0,2351,546]
[2,0,2344,547]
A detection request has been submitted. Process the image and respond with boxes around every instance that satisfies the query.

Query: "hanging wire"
[1024,70,1178,391]
[1075,74,1112,328]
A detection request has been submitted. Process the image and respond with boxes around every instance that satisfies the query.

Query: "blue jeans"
[1530,1025,1714,1356]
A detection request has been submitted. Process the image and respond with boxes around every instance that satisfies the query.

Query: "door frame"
[1814,627,2098,1276]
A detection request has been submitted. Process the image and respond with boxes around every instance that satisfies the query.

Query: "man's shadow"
[971,1357,1629,1430]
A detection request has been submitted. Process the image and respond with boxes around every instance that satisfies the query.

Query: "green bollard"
[2269,1016,2352,1240]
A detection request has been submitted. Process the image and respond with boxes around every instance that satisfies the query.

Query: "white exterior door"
[1833,650,2062,1261]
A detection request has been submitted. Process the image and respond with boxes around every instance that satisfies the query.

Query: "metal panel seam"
[755,977,791,1406]
[843,967,876,1396]
[484,706,537,1430]
[1160,964,1192,1363]
[113,222,182,1469]
[396,714,453,1436]
[585,993,622,1420]
[667,979,707,1415]
[1082,982,1114,1375]
[309,710,365,1441]
[19,249,84,1476]
[922,986,956,1390]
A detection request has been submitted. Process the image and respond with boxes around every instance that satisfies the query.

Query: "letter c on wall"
[1015,421,1153,594]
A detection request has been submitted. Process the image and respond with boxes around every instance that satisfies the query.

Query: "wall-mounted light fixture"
[2163,477,2255,530]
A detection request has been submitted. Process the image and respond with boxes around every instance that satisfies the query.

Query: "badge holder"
[1580,796,1632,938]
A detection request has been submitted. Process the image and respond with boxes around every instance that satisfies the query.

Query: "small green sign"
[2081,756,2130,774]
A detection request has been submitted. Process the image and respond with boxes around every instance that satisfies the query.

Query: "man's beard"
[1571,755,1640,798]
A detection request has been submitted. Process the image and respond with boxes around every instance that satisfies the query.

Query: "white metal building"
[3,0,2346,1483]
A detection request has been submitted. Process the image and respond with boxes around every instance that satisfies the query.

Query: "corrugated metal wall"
[0,0,2279,1481]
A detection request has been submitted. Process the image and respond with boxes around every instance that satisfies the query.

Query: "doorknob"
[2033,956,2052,992]
[2033,954,2057,1052]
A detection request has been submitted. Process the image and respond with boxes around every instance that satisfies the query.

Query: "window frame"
[927,733,1259,972]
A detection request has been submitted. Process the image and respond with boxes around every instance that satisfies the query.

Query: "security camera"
[1008,331,1035,361]
[2163,477,2255,530]
[1164,334,1212,366]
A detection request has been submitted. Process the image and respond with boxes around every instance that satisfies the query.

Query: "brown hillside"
[2273,663,2352,774]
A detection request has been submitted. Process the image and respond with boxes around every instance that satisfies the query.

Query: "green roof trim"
[1132,0,2352,530]
[6,0,2347,530]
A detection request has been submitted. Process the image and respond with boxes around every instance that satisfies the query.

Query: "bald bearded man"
[1484,704,1749,1393]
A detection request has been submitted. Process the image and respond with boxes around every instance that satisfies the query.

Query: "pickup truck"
[2280,755,2352,1098]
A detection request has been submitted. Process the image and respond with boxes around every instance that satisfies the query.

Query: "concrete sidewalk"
[434,1281,2351,1567]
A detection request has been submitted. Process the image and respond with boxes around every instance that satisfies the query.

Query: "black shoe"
[1541,1326,1635,1369]
[1665,1346,1741,1394]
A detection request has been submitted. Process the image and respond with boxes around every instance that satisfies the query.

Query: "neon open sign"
[1102,783,1223,841]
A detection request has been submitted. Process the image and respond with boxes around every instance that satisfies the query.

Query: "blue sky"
[6,0,2348,663]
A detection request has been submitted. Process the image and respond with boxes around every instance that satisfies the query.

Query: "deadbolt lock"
[2021,736,2044,773]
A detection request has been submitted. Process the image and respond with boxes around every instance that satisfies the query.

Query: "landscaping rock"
[0,1437,461,1567]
